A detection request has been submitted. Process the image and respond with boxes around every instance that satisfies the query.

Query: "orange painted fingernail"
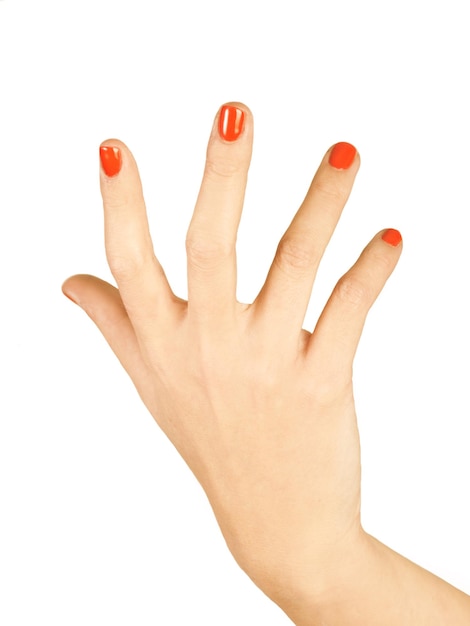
[218,105,245,142]
[382,228,402,247]
[328,142,357,169]
[100,145,122,177]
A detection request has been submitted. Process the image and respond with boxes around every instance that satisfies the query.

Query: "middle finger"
[186,102,253,328]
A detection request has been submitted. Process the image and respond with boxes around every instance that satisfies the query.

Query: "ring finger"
[253,142,360,340]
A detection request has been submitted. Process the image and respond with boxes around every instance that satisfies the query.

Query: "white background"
[0,0,469,623]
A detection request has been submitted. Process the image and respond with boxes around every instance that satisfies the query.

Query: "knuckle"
[204,156,242,180]
[334,274,370,308]
[185,235,232,270]
[369,247,394,272]
[107,249,147,283]
[275,236,319,272]
[313,177,347,206]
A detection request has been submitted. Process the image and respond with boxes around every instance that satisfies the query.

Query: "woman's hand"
[62,103,402,611]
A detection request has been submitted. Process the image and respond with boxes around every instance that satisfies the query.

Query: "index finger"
[100,139,177,345]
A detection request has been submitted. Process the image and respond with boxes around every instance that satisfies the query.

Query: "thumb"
[62,274,149,386]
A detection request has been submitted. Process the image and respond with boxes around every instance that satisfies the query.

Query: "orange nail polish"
[218,105,245,142]
[100,146,122,177]
[328,142,357,170]
[382,228,402,247]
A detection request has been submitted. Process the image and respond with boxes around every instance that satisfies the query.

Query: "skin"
[62,103,470,624]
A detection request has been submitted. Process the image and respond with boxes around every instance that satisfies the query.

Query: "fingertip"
[99,141,123,178]
[213,101,253,143]
[62,276,81,306]
[328,142,359,170]
[217,101,253,120]
[99,139,138,179]
[99,138,130,153]
[98,137,144,207]
[381,228,403,248]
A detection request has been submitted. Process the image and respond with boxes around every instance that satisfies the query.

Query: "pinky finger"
[307,229,403,374]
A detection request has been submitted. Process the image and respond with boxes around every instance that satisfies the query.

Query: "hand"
[62,103,402,608]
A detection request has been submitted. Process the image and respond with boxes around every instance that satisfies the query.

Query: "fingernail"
[218,105,245,142]
[328,142,357,170]
[63,290,80,305]
[382,228,402,247]
[100,145,122,177]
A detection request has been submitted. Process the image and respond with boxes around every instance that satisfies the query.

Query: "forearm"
[261,531,470,626]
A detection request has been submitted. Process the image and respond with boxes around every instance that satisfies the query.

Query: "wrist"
[258,529,470,626]
[241,523,370,623]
